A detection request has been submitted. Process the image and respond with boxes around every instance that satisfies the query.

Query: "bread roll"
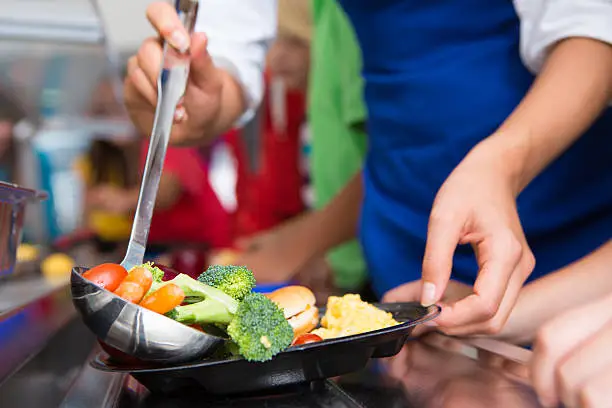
[266,286,319,338]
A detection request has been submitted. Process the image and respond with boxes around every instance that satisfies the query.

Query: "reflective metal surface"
[0,181,47,280]
[121,0,198,270]
[70,267,225,364]
[72,333,540,408]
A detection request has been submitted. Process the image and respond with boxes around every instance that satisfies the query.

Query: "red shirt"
[141,144,232,249]
[225,74,307,239]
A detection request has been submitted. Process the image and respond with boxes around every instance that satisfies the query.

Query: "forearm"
[305,171,363,256]
[475,37,612,194]
[495,240,612,344]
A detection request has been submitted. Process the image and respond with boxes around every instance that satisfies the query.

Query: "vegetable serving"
[82,262,401,363]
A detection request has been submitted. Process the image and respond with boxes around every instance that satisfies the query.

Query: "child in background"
[225,0,311,244]
[234,0,370,301]
[79,76,233,262]
[75,76,138,250]
[228,0,313,279]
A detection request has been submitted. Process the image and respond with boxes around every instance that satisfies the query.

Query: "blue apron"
[337,0,612,296]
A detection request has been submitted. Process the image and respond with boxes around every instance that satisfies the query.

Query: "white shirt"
[195,0,277,125]
[196,0,612,125]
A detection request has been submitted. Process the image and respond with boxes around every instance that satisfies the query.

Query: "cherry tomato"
[83,263,127,292]
[292,333,323,346]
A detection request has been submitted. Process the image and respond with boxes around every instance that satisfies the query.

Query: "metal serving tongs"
[121,0,199,271]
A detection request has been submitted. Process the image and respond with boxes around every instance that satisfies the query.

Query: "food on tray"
[139,283,185,314]
[198,265,256,301]
[82,263,127,292]
[82,260,401,364]
[267,286,319,339]
[311,294,399,340]
[226,292,294,361]
[83,262,293,362]
[292,333,323,346]
[113,265,154,303]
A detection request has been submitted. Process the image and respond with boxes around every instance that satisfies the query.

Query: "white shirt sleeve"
[195,0,277,126]
[514,0,612,74]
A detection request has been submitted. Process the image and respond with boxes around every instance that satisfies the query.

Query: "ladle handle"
[122,0,199,270]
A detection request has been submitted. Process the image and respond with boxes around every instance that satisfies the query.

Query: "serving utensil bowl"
[71,266,225,364]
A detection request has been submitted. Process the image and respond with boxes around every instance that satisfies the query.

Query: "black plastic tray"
[91,302,440,395]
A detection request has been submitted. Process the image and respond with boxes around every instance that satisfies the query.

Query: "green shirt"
[309,0,367,290]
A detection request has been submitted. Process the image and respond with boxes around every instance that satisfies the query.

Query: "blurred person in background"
[124,1,612,337]
[236,0,370,300]
[79,75,233,264]
[227,0,310,245]
[76,75,141,252]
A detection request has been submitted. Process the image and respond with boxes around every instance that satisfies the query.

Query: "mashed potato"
[311,294,399,339]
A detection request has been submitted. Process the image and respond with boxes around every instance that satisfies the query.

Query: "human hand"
[421,142,535,336]
[234,215,318,284]
[531,293,612,408]
[124,2,224,145]
[383,280,472,337]
[87,185,136,215]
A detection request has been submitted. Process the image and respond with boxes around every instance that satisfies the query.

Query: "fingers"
[188,33,218,90]
[531,294,612,407]
[146,1,190,52]
[556,324,612,407]
[136,38,163,90]
[421,208,464,306]
[434,229,526,329]
[579,364,612,408]
[126,55,157,107]
[437,253,527,335]
[382,281,423,303]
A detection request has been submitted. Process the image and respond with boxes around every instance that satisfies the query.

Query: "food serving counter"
[0,275,543,408]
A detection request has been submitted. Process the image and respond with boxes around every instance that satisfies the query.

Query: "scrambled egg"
[311,294,399,340]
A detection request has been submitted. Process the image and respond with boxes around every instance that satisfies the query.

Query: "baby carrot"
[114,282,147,304]
[113,266,153,303]
[140,284,185,315]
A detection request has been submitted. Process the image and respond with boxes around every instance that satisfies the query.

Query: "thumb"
[382,281,423,303]
[189,33,218,90]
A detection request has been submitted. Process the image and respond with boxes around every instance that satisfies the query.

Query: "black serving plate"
[91,302,440,395]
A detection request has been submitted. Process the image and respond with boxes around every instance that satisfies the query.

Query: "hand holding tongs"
[121,0,199,270]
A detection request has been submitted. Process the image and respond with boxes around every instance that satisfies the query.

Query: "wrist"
[469,130,532,197]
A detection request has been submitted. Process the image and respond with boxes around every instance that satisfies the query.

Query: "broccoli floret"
[226,292,293,362]
[198,265,256,301]
[163,274,239,327]
[160,274,238,314]
[211,340,241,359]
[167,298,235,325]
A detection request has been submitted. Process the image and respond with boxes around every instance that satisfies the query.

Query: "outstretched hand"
[420,143,535,336]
